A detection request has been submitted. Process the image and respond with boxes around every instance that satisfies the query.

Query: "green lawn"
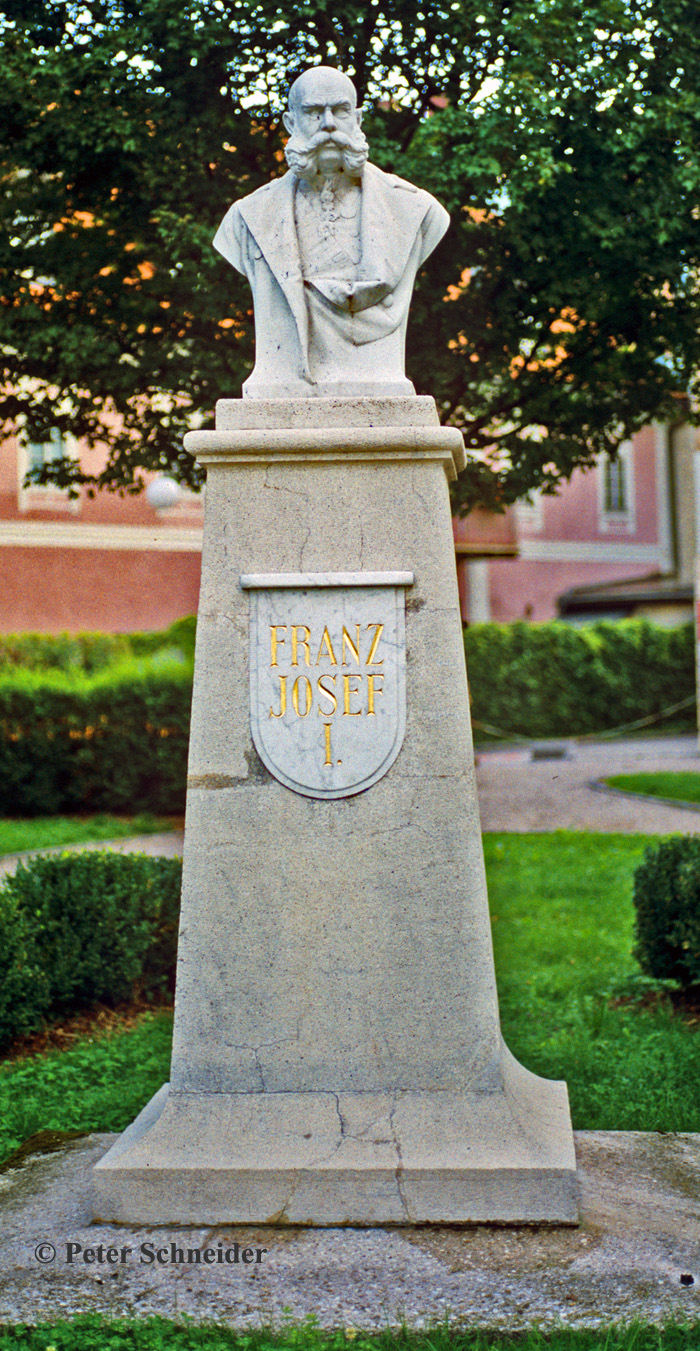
[0,813,174,857]
[605,771,700,804]
[0,1319,698,1351]
[1,832,699,1168]
[485,833,700,1131]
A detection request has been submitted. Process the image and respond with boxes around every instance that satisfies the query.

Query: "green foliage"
[0,812,169,856]
[0,889,50,1050]
[2,3,700,507]
[0,658,192,815]
[606,772,700,805]
[2,833,700,1164]
[0,1320,699,1351]
[129,615,197,664]
[465,619,695,738]
[0,616,197,673]
[632,836,700,989]
[0,630,132,674]
[0,1011,174,1162]
[486,833,700,1131]
[0,851,182,1052]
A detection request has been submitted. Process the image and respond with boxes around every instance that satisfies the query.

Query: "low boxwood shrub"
[0,890,50,1049]
[633,836,700,988]
[0,851,182,1052]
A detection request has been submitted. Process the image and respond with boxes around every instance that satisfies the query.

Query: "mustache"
[286,127,369,154]
[304,130,362,150]
[285,126,369,179]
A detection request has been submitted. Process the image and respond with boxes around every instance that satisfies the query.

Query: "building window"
[603,455,627,513]
[26,428,66,476]
[599,442,635,532]
[18,428,79,513]
[514,488,544,534]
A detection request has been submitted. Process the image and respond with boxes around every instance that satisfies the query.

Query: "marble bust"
[213,66,450,398]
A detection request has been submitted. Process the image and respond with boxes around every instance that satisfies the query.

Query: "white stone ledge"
[240,571,415,589]
[184,426,466,478]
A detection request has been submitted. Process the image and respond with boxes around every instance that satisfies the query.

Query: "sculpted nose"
[320,105,337,131]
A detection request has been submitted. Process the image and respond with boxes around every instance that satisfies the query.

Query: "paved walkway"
[475,734,700,833]
[0,1131,698,1328]
[1,735,698,878]
[0,831,185,880]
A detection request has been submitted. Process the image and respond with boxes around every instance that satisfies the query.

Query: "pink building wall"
[0,432,203,633]
[456,425,677,623]
[0,418,685,634]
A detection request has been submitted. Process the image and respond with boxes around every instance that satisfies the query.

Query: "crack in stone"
[389,1096,411,1221]
[222,1033,301,1091]
[411,468,434,522]
[332,1092,347,1142]
[298,523,312,569]
[262,467,310,500]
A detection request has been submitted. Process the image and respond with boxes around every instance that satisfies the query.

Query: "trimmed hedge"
[464,619,696,738]
[0,659,192,815]
[0,851,182,1051]
[0,615,197,674]
[0,617,694,810]
[633,836,700,989]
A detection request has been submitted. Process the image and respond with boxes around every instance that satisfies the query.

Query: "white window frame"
[514,487,544,534]
[17,429,80,514]
[598,441,635,534]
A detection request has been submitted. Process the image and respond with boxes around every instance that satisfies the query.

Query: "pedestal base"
[93,1052,578,1226]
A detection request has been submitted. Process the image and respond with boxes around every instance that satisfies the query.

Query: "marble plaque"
[242,572,413,799]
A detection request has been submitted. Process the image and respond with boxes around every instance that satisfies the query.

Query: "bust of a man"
[214,66,450,399]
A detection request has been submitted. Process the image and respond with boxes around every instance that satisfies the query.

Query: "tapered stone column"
[93,395,578,1225]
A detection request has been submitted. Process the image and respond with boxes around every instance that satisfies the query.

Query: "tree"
[1,0,700,510]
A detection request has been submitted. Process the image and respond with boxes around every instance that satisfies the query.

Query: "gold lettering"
[269,674,287,718]
[270,625,287,667]
[342,624,361,666]
[317,674,337,715]
[367,673,384,715]
[323,723,332,766]
[365,623,384,665]
[292,675,312,717]
[342,673,362,716]
[315,626,338,666]
[291,625,311,667]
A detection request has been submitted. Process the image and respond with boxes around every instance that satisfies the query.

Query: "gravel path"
[475,734,700,833]
[1,735,697,877]
[0,831,185,880]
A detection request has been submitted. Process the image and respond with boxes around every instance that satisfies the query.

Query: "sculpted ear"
[283,110,295,136]
[356,106,363,127]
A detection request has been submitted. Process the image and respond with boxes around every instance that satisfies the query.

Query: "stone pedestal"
[93,396,578,1225]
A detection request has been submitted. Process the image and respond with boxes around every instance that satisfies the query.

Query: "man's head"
[283,66,369,180]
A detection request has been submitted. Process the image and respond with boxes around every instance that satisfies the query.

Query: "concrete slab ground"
[0,1131,698,1329]
[476,735,700,834]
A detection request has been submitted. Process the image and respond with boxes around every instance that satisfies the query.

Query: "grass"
[0,1011,174,1162]
[0,813,174,857]
[485,833,700,1131]
[1,1318,700,1351]
[605,772,700,805]
[1,833,699,1169]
